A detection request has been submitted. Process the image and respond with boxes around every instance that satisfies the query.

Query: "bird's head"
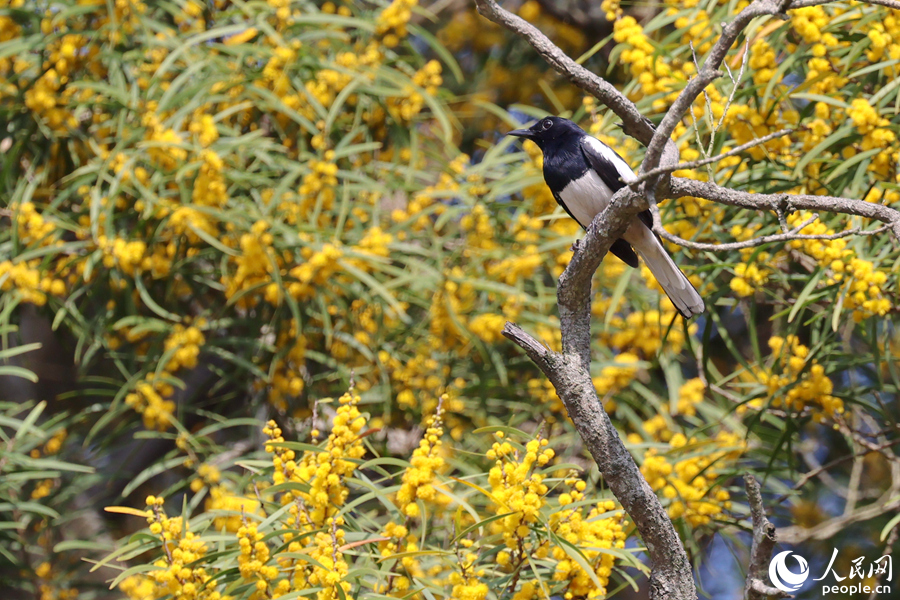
[507,116,583,150]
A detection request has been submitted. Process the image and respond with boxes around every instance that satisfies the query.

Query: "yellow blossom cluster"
[593,352,640,397]
[376,408,449,592]
[266,327,307,410]
[600,0,622,21]
[121,496,222,600]
[31,479,55,500]
[730,262,770,298]
[430,267,476,348]
[37,427,67,457]
[376,0,417,48]
[224,220,275,306]
[265,391,366,527]
[13,202,56,245]
[486,245,543,286]
[192,150,228,208]
[163,324,205,372]
[389,60,443,122]
[674,377,705,416]
[189,113,219,147]
[484,433,628,599]
[750,335,844,422]
[847,98,898,176]
[307,521,352,600]
[98,235,146,277]
[287,242,344,300]
[612,16,693,111]
[378,343,465,417]
[487,436,554,548]
[142,112,187,170]
[34,561,79,600]
[641,377,706,442]
[394,403,446,517]
[638,432,742,526]
[449,571,489,600]
[205,486,262,532]
[784,212,891,320]
[459,204,497,251]
[260,399,366,597]
[393,152,469,230]
[841,257,891,320]
[468,312,507,343]
[125,376,176,431]
[603,308,696,356]
[727,224,773,297]
[550,488,625,598]
[0,260,65,306]
[189,462,221,492]
[24,66,79,132]
[297,158,338,213]
[237,522,277,598]
[866,12,900,62]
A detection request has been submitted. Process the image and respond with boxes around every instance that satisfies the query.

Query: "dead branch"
[744,475,791,599]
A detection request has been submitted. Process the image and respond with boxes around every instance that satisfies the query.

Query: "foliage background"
[1,0,898,598]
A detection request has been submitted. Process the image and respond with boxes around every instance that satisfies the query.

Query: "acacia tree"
[1,0,899,598]
[476,0,900,598]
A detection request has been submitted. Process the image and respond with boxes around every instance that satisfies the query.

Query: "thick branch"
[744,475,791,600]
[503,187,697,600]
[474,0,653,143]
[671,177,900,241]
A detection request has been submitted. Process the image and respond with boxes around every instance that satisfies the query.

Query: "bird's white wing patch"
[583,135,637,184]
[558,169,615,229]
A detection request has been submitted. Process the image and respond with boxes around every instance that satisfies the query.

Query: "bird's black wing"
[554,193,639,268]
[580,137,628,193]
[579,137,641,268]
[610,239,640,268]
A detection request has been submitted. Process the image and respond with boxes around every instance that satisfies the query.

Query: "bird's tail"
[634,231,705,318]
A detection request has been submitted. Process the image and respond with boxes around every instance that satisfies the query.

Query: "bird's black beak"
[507,128,536,140]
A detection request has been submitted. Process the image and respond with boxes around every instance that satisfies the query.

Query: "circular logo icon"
[769,550,810,593]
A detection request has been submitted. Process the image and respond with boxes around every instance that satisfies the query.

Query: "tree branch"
[790,0,900,9]
[643,0,792,178]
[744,474,791,599]
[503,187,697,600]
[670,177,900,241]
[474,0,654,144]
[654,219,889,253]
[632,128,796,185]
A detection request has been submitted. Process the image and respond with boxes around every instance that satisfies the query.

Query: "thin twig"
[776,437,900,503]
[632,128,797,185]
[655,222,889,253]
[789,0,900,9]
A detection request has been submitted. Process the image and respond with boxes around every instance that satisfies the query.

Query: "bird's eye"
[541,119,553,131]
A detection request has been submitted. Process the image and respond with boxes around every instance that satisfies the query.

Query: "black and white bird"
[508,116,704,318]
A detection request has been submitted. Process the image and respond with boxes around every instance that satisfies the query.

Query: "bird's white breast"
[558,169,615,229]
